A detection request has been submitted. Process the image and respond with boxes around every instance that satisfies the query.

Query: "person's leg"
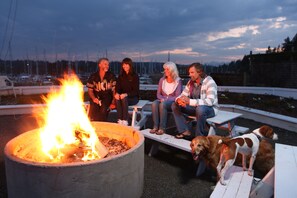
[121,97,129,121]
[159,100,173,130]
[151,100,160,130]
[195,105,215,136]
[97,95,112,122]
[171,102,195,134]
[116,99,123,121]
[89,100,100,121]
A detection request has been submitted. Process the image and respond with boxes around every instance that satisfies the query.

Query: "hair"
[119,57,135,76]
[163,61,179,80]
[98,57,109,65]
[188,62,206,78]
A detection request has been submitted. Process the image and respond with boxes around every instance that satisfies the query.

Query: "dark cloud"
[0,0,296,64]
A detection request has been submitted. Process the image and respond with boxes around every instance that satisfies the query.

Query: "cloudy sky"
[0,0,296,64]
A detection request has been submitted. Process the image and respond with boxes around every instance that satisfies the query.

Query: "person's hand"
[93,98,102,106]
[120,93,127,99]
[176,98,186,107]
[180,96,190,105]
[114,93,120,100]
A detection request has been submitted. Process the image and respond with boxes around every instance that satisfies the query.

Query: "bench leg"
[250,167,275,198]
[131,107,137,128]
[208,126,216,136]
[148,142,160,157]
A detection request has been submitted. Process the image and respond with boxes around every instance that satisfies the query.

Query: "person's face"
[122,63,130,74]
[188,67,201,82]
[99,60,109,72]
[164,67,171,77]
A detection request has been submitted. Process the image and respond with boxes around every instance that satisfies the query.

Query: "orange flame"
[38,74,108,162]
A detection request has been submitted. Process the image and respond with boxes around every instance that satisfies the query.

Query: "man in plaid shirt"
[172,62,219,138]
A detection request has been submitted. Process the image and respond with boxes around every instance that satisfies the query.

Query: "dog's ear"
[260,125,274,138]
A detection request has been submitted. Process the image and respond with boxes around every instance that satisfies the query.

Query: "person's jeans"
[89,95,112,122]
[171,102,215,136]
[151,100,173,130]
[116,96,138,121]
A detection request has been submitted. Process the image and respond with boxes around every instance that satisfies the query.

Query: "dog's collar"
[252,132,262,141]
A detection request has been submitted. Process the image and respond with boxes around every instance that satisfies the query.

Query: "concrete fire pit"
[4,122,144,198]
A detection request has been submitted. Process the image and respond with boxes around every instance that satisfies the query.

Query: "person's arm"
[157,78,166,101]
[126,74,139,98]
[88,88,100,105]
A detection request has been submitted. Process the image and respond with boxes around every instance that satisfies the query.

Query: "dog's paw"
[220,179,227,186]
[248,169,254,176]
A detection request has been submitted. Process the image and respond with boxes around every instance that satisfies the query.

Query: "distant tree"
[266,46,272,53]
[291,33,297,52]
[282,36,292,52]
[277,45,281,53]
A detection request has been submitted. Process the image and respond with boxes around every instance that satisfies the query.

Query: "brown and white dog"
[216,125,278,185]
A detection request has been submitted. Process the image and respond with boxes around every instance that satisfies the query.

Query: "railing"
[10,85,297,99]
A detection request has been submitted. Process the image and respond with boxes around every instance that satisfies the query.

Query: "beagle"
[216,125,278,185]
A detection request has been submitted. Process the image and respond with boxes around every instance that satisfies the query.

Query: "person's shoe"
[117,119,122,124]
[175,130,191,139]
[150,128,158,134]
[156,129,165,135]
[122,120,128,126]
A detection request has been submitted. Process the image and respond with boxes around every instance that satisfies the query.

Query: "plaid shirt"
[177,76,219,114]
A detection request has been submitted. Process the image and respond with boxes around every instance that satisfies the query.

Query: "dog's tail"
[218,139,228,145]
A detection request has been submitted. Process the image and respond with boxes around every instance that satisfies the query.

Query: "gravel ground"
[1,111,297,198]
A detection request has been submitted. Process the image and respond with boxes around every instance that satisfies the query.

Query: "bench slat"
[207,111,242,124]
[275,143,297,198]
[211,165,253,198]
[140,128,191,152]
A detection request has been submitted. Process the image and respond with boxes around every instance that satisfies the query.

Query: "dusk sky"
[0,0,296,65]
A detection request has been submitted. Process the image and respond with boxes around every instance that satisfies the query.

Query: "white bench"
[211,165,254,198]
[84,100,150,130]
[140,128,207,176]
[274,143,297,198]
[129,100,150,129]
[188,110,249,137]
[140,128,191,155]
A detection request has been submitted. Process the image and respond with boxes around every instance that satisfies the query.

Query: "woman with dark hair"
[114,58,139,125]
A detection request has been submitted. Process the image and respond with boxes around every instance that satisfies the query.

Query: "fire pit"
[4,122,144,198]
[4,75,144,198]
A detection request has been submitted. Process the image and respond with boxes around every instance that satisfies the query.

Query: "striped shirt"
[177,76,219,114]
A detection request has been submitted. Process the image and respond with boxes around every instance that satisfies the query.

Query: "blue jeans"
[151,100,173,130]
[116,96,138,121]
[171,102,215,136]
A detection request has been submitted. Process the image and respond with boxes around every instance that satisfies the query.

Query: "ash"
[99,136,130,157]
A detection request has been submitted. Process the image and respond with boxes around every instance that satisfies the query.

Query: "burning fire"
[38,74,108,162]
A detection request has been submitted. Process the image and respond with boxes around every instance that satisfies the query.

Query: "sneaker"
[117,119,122,124]
[122,120,128,126]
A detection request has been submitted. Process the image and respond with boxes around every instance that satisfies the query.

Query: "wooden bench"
[210,165,254,198]
[188,110,249,137]
[274,143,297,198]
[84,100,150,130]
[140,128,207,176]
[129,100,150,129]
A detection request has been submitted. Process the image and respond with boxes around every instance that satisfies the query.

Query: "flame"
[38,74,108,162]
